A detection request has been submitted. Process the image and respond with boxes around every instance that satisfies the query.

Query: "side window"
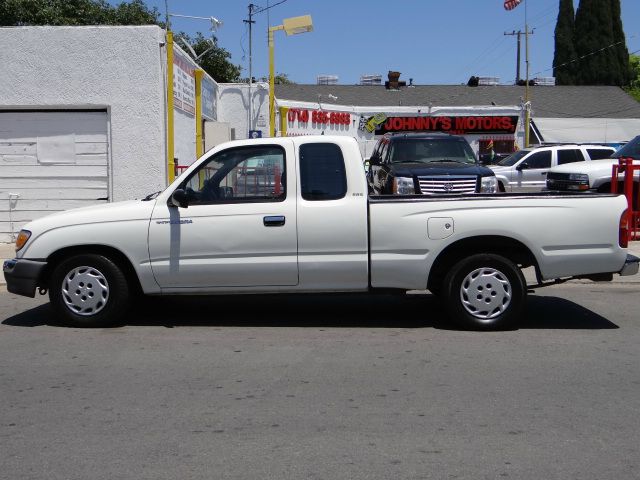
[587,148,614,160]
[299,143,347,201]
[525,150,552,169]
[557,149,585,165]
[181,146,285,204]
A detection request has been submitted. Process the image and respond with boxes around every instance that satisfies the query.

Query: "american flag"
[504,0,522,11]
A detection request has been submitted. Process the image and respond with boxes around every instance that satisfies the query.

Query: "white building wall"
[218,83,270,141]
[0,26,167,201]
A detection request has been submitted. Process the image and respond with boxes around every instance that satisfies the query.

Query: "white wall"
[0,26,167,201]
[218,83,270,140]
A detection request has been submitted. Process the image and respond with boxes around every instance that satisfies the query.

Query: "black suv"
[367,133,498,195]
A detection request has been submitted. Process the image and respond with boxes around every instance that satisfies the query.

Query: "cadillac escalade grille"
[418,175,478,194]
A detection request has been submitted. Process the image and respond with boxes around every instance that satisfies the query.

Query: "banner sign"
[374,115,519,135]
[173,48,195,115]
[201,77,216,121]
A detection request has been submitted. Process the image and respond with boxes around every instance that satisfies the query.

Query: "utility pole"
[504,29,534,84]
[244,4,256,136]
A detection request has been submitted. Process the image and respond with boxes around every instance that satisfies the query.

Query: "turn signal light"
[15,230,31,252]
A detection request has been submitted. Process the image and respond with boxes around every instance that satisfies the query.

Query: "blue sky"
[120,0,640,85]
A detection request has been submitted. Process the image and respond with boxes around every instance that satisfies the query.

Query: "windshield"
[390,139,477,164]
[497,150,530,166]
[612,136,640,159]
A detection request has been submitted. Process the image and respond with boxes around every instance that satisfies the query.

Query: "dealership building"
[1,25,640,241]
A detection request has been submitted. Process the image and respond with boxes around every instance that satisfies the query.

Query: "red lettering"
[300,110,309,122]
[441,117,452,130]
[455,117,467,130]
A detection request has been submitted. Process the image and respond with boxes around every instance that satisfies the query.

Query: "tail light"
[619,209,629,248]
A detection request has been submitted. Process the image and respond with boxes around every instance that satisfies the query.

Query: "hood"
[22,199,156,234]
[488,165,512,174]
[391,162,494,177]
[549,158,640,175]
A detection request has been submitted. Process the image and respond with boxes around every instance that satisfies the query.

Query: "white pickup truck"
[4,136,638,330]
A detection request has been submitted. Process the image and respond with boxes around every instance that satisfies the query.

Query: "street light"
[269,15,313,137]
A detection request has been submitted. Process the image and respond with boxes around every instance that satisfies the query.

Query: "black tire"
[49,254,131,327]
[442,254,526,330]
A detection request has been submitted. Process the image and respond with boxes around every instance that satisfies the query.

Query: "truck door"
[295,140,369,290]
[148,143,298,289]
[518,150,551,191]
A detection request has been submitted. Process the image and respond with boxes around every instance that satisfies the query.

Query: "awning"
[532,117,640,144]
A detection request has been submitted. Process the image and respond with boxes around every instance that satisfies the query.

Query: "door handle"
[263,215,285,227]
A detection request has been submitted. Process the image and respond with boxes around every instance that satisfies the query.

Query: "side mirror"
[170,188,189,208]
[369,156,381,166]
[516,162,529,171]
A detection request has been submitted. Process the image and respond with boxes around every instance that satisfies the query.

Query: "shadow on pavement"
[2,292,618,330]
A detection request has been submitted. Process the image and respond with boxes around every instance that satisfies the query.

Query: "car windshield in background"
[390,139,477,164]
[612,136,640,159]
[497,150,530,166]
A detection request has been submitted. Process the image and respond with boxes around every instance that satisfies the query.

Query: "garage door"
[0,110,109,242]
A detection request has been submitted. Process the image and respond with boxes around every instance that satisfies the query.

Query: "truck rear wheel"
[443,254,526,330]
[49,254,130,327]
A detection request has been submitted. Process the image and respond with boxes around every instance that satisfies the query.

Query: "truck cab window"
[299,143,347,201]
[181,146,286,204]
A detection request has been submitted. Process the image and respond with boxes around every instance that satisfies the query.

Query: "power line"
[533,37,639,77]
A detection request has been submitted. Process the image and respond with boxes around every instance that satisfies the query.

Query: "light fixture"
[269,15,313,137]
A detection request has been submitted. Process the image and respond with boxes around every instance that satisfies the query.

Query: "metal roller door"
[0,110,109,242]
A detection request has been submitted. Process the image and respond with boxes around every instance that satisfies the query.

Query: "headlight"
[392,176,415,195]
[15,230,31,252]
[480,176,498,193]
[568,173,589,183]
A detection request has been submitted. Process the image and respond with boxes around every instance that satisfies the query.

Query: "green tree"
[626,54,640,101]
[0,0,159,26]
[177,32,241,83]
[553,0,576,85]
[573,0,630,85]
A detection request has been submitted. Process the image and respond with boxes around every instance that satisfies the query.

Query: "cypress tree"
[574,0,613,84]
[609,0,631,85]
[573,0,629,85]
[553,0,577,85]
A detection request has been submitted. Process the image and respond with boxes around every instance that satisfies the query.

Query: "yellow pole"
[166,31,175,183]
[269,25,284,138]
[194,69,204,158]
[279,106,288,137]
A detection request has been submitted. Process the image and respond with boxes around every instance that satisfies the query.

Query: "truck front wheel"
[443,254,526,330]
[49,254,131,327]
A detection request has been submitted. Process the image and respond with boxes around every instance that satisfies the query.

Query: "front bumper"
[3,258,47,297]
[620,254,640,276]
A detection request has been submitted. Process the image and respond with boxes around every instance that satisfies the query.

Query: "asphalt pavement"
[1,283,639,480]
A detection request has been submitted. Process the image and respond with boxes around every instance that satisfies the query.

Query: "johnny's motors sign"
[375,115,518,135]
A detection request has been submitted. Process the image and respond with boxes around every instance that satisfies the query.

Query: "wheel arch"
[427,235,537,292]
[41,245,143,295]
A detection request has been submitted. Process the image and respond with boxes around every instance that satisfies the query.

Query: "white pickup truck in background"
[546,135,640,207]
[4,136,638,330]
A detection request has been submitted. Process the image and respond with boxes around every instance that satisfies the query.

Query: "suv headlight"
[392,176,415,195]
[480,176,498,193]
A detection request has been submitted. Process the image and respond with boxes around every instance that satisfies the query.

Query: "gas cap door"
[428,217,454,240]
